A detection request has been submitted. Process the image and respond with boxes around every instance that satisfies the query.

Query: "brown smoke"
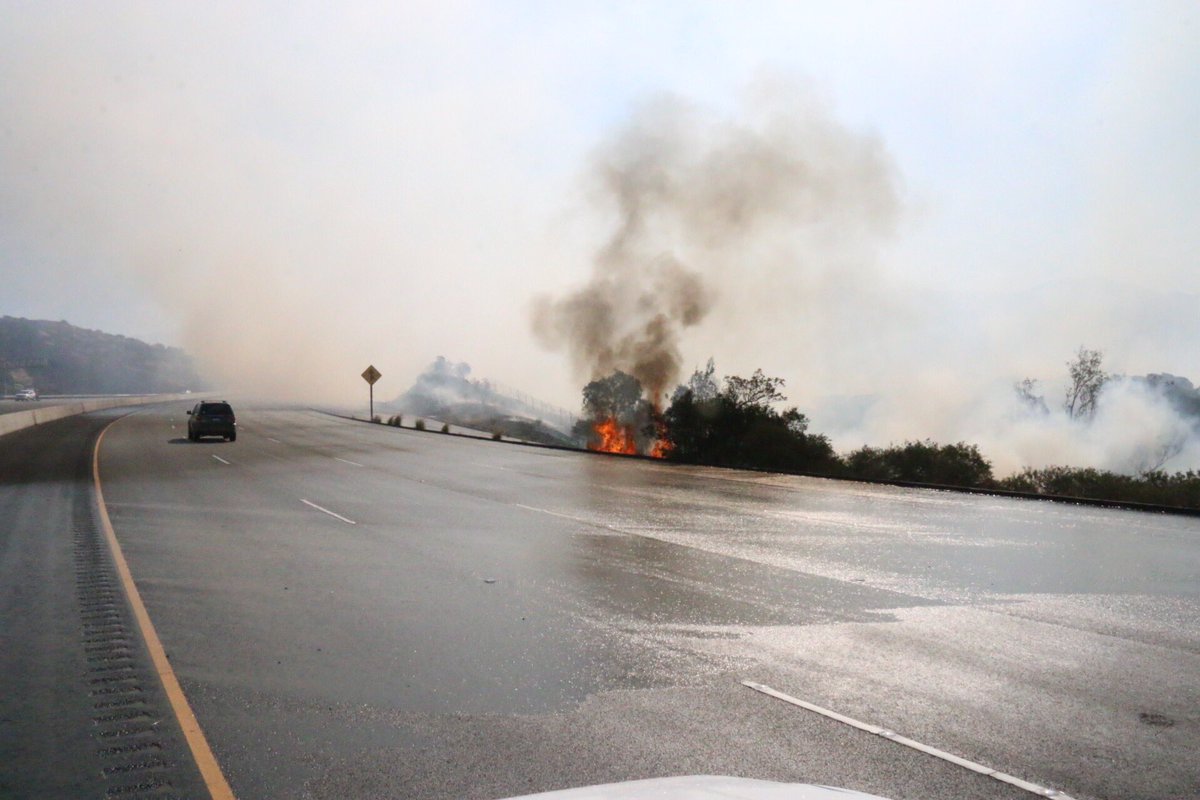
[532,85,900,404]
[532,252,709,403]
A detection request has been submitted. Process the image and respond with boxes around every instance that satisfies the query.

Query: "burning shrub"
[582,371,644,421]
[580,371,668,456]
[577,363,833,466]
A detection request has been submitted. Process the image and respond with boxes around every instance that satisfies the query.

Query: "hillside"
[391,357,580,447]
[0,316,203,395]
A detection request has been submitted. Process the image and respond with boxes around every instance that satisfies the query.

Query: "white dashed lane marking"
[300,499,356,525]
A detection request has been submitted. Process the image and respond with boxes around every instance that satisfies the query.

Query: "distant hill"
[0,316,203,395]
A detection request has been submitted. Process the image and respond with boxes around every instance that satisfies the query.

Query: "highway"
[3,401,1199,799]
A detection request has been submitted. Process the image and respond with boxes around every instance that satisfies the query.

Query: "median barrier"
[0,395,190,438]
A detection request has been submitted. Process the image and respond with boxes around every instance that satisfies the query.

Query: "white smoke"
[834,374,1200,477]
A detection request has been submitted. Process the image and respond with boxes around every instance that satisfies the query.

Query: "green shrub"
[441,423,450,433]
[841,440,994,487]
[998,466,1200,509]
[664,386,838,473]
[414,419,426,431]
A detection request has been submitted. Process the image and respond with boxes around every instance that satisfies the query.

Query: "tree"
[1014,378,1048,415]
[673,358,719,403]
[1064,347,1108,420]
[663,367,837,473]
[722,368,786,408]
[1133,431,1186,475]
[582,370,643,421]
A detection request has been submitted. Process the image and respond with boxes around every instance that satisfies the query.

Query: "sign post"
[361,365,382,420]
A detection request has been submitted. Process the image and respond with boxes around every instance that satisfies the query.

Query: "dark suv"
[187,401,237,442]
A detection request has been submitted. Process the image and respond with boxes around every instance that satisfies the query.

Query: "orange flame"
[590,417,638,454]
[649,437,673,459]
[589,416,672,458]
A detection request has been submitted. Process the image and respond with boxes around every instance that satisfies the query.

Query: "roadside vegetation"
[997,466,1200,509]
[840,440,993,487]
[663,363,838,474]
[577,351,1200,511]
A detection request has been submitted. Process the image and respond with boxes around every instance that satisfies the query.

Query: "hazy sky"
[2,1,1198,463]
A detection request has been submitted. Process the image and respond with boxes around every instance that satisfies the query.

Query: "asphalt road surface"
[4,402,1198,799]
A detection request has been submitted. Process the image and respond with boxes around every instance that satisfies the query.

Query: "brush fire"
[581,371,673,458]
[588,415,673,458]
[587,415,672,458]
[591,417,638,454]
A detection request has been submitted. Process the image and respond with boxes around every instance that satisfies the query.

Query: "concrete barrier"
[0,395,190,438]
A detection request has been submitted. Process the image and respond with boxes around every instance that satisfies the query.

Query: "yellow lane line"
[93,418,237,800]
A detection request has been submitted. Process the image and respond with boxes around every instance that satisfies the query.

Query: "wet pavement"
[88,402,1200,800]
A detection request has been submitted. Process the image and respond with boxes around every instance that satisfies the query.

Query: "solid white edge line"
[300,498,357,525]
[211,455,230,465]
[741,681,1075,799]
[741,682,881,734]
[334,457,364,467]
[886,732,995,775]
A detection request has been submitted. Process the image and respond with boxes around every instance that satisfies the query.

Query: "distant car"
[187,401,237,441]
[14,388,37,401]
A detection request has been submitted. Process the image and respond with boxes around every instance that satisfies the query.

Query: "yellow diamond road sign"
[361,365,381,385]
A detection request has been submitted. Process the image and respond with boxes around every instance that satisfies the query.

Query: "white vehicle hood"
[501,776,894,800]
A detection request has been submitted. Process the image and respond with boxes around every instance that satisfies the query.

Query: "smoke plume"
[532,84,900,405]
[951,375,1200,476]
